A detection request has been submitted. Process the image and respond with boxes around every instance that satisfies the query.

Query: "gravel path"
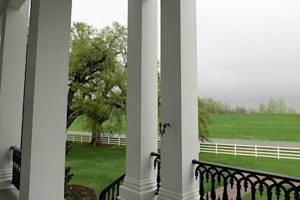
[208,138,300,148]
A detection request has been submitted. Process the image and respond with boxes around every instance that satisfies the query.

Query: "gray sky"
[72,0,300,112]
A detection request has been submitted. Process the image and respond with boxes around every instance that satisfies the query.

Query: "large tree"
[68,22,127,146]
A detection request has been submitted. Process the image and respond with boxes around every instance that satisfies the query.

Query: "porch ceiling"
[0,0,6,13]
[0,0,26,14]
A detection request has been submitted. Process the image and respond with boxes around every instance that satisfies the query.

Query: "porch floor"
[0,188,19,200]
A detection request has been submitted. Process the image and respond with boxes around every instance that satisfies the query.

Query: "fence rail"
[67,131,93,143]
[200,142,300,160]
[67,132,300,160]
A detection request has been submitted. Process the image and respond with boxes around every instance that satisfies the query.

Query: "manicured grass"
[70,114,300,141]
[66,143,125,194]
[66,144,300,195]
[200,153,300,178]
[209,114,300,141]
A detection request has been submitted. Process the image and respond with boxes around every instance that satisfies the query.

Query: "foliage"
[68,22,127,146]
[198,108,211,142]
[258,98,296,114]
[64,141,74,197]
[198,98,233,114]
[199,97,297,114]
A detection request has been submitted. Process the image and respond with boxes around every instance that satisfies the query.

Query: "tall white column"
[119,0,158,199]
[0,1,29,190]
[19,0,72,199]
[158,0,199,199]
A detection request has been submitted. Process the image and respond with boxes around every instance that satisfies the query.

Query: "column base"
[0,170,12,190]
[119,177,157,200]
[157,188,200,200]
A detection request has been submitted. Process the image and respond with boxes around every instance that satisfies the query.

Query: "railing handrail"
[193,159,300,200]
[192,159,300,183]
[99,173,125,200]
[150,152,160,158]
[10,146,21,152]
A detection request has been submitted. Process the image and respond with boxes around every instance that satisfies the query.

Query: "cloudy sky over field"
[72,0,300,111]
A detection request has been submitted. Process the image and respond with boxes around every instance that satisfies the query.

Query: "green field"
[69,114,300,141]
[66,143,300,195]
[209,114,300,141]
[66,144,125,194]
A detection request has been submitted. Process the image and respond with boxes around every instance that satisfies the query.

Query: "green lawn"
[69,114,300,141]
[200,153,300,178]
[209,114,300,141]
[66,143,300,195]
[66,143,125,194]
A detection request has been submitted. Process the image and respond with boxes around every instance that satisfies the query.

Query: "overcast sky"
[72,0,300,112]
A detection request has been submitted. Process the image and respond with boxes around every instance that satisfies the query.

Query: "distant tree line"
[198,97,297,114]
[258,99,296,114]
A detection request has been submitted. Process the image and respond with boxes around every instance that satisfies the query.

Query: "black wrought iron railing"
[10,146,22,190]
[99,174,125,200]
[192,160,300,200]
[151,152,161,195]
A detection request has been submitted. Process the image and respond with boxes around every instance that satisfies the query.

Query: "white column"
[158,0,199,199]
[19,0,72,199]
[0,1,29,190]
[119,0,158,199]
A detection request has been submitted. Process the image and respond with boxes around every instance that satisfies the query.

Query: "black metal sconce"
[159,122,170,135]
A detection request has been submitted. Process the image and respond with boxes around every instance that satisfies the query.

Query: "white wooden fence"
[200,143,300,160]
[67,131,92,143]
[66,132,300,160]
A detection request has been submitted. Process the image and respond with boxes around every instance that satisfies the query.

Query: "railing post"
[150,153,161,195]
[81,134,83,144]
[108,136,110,145]
[216,143,218,154]
[73,133,75,142]
[277,146,280,160]
[118,137,121,146]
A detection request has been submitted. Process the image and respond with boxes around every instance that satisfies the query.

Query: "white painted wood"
[19,0,72,199]
[200,143,300,160]
[9,0,26,9]
[119,0,158,199]
[0,188,19,200]
[159,0,200,199]
[0,1,29,190]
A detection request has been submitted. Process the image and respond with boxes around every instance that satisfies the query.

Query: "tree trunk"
[91,133,102,147]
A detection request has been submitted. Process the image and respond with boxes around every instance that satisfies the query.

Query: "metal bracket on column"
[159,122,171,135]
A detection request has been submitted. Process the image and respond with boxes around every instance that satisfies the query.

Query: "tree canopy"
[68,22,127,146]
